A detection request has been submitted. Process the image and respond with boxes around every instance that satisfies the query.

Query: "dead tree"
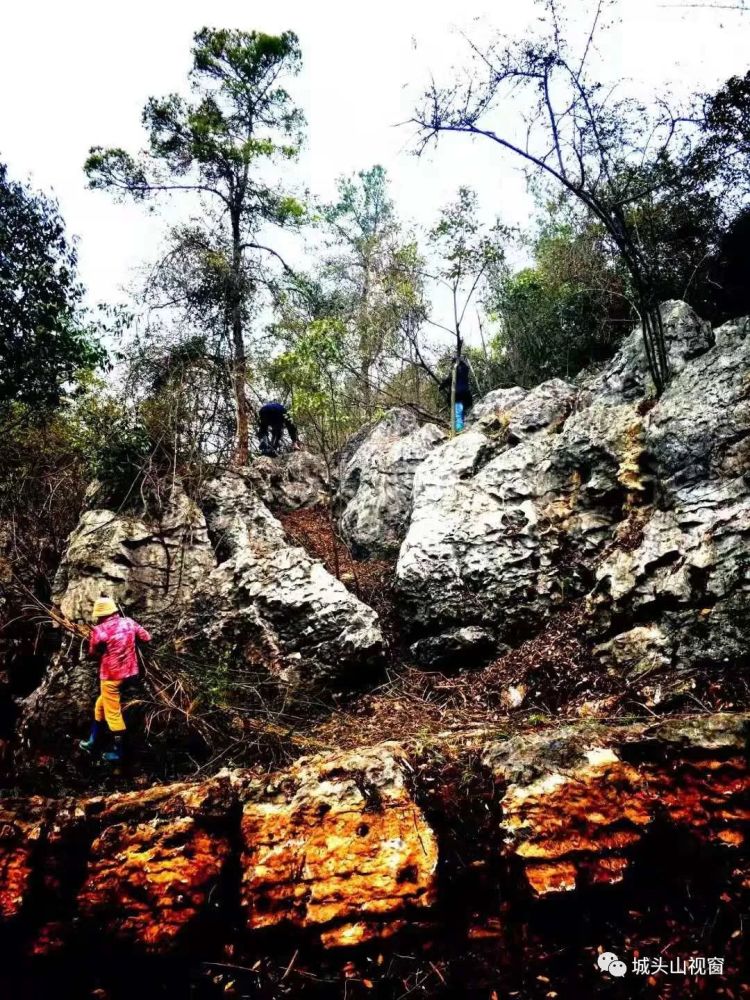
[412,0,702,394]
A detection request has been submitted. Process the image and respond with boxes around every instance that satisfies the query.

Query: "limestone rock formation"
[239,744,438,946]
[466,385,528,429]
[336,408,420,508]
[53,486,215,622]
[78,775,234,951]
[0,714,746,960]
[337,407,447,557]
[395,378,581,663]
[244,451,329,512]
[484,712,749,898]
[0,797,45,922]
[19,486,214,745]
[18,645,98,751]
[195,471,383,686]
[20,472,384,747]
[584,298,714,401]
[393,301,750,679]
[0,746,438,955]
[590,309,750,694]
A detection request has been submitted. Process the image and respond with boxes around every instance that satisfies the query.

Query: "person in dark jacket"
[257,401,300,456]
[439,356,474,432]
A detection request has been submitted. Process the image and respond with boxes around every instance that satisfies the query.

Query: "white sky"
[1,0,748,344]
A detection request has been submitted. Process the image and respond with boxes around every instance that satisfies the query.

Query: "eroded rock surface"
[53,486,215,622]
[584,299,714,401]
[239,744,438,946]
[24,472,383,745]
[80,818,230,950]
[0,746,439,954]
[245,451,329,512]
[392,302,750,679]
[195,471,383,686]
[0,798,45,921]
[485,713,749,897]
[0,715,746,959]
[590,310,750,697]
[21,485,217,742]
[395,379,581,663]
[337,408,447,557]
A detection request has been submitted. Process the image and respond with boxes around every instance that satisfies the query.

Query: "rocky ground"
[1,302,749,997]
[1,715,747,998]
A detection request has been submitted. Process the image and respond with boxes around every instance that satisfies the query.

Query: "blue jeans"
[454,401,465,432]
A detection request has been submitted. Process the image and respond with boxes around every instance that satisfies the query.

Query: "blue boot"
[102,733,125,764]
[79,721,104,754]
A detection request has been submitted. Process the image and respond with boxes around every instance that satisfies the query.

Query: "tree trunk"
[359,255,372,418]
[230,212,249,465]
[602,210,669,396]
[360,358,371,417]
[639,297,668,397]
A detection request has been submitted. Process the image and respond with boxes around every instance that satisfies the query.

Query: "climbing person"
[257,400,301,457]
[79,597,151,763]
[440,354,475,433]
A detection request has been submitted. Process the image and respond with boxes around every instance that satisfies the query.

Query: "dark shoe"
[102,733,125,764]
[79,721,104,753]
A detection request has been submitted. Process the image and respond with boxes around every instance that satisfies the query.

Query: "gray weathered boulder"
[20,473,385,747]
[395,379,583,660]
[22,484,217,745]
[51,474,383,690]
[396,302,750,679]
[469,379,572,438]
[244,451,329,512]
[52,486,215,623]
[584,299,714,401]
[337,409,420,509]
[646,316,750,489]
[466,386,528,430]
[589,313,750,695]
[337,408,447,557]
[193,471,383,686]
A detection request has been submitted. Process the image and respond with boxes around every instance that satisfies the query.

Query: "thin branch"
[457,262,489,327]
[658,2,746,8]
[578,0,605,76]
[424,316,461,338]
[240,242,298,277]
[108,178,232,208]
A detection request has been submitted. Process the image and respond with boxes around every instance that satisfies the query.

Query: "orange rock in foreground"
[239,744,439,946]
[0,714,747,957]
[78,816,231,950]
[0,802,45,920]
[486,714,749,897]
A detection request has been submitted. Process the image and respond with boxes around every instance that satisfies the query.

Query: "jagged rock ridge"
[336,302,750,686]
[0,714,746,957]
[20,468,385,745]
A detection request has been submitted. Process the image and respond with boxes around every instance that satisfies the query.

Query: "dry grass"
[14,579,229,750]
[11,501,750,793]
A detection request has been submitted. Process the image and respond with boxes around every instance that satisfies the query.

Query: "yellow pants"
[94,679,126,732]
